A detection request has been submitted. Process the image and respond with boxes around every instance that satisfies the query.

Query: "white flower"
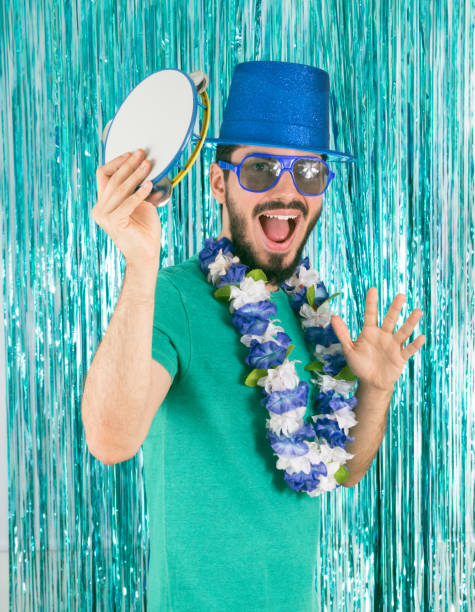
[284,263,320,292]
[276,448,314,474]
[297,441,352,497]
[240,319,285,347]
[321,440,354,462]
[297,266,320,288]
[306,487,324,497]
[256,358,301,393]
[313,342,342,360]
[332,405,358,433]
[283,270,301,290]
[312,474,338,492]
[299,301,334,328]
[229,277,270,312]
[207,249,240,284]
[299,440,328,466]
[299,303,319,328]
[311,372,357,396]
[265,406,306,436]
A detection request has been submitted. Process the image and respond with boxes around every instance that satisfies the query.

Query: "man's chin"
[254,255,301,285]
[233,238,295,280]
[265,269,297,287]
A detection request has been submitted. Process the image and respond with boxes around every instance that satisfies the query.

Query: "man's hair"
[215,145,242,224]
[214,144,243,181]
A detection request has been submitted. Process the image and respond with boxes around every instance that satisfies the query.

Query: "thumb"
[330,315,353,353]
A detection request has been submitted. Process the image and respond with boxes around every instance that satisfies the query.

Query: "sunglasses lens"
[240,156,282,191]
[239,155,329,195]
[293,158,329,195]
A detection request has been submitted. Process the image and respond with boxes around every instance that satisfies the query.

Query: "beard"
[224,189,322,287]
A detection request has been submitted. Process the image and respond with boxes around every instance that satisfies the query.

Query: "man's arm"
[329,288,425,488]
[340,380,394,488]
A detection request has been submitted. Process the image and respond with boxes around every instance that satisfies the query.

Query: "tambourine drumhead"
[101,69,198,202]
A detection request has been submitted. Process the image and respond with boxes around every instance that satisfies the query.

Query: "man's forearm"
[341,381,394,487]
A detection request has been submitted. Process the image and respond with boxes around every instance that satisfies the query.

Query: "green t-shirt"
[142,253,322,611]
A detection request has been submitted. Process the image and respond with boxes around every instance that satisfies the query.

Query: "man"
[83,61,425,611]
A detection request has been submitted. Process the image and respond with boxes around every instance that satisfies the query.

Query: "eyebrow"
[243,152,323,159]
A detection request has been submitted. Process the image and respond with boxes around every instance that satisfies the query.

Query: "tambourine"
[101,69,210,207]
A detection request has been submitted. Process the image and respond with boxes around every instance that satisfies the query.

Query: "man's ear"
[209,162,226,204]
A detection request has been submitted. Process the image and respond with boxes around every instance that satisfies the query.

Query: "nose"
[268,168,301,197]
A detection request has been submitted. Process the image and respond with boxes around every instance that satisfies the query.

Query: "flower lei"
[198,237,359,497]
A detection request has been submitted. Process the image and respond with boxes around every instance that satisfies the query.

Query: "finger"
[401,334,426,361]
[98,149,147,203]
[102,158,152,215]
[109,180,154,226]
[380,293,406,334]
[330,315,354,354]
[96,151,132,195]
[362,286,378,328]
[394,309,423,344]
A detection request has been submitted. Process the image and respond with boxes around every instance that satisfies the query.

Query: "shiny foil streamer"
[3,0,474,610]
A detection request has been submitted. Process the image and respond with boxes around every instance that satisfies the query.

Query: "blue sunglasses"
[218,152,335,196]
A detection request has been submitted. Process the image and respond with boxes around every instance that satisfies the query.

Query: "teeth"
[262,214,298,220]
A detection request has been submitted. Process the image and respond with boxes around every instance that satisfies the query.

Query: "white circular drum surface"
[103,70,196,183]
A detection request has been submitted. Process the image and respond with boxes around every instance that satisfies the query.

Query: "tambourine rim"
[101,68,199,180]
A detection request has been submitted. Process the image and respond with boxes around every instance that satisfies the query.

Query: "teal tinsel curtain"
[2,0,473,609]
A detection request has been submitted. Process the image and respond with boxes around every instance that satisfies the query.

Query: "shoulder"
[157,253,208,295]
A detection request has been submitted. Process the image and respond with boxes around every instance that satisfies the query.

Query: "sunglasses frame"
[217,152,335,196]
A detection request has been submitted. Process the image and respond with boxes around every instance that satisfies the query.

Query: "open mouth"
[257,211,302,252]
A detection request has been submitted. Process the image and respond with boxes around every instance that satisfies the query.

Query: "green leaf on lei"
[304,360,324,372]
[321,291,341,307]
[334,364,357,381]
[213,284,238,301]
[306,284,315,307]
[334,465,349,484]
[285,344,295,358]
[245,269,268,282]
[244,368,268,387]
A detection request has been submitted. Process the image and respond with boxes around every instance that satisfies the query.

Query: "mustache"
[254,200,307,218]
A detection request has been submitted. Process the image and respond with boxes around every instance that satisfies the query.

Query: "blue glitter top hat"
[204,60,356,163]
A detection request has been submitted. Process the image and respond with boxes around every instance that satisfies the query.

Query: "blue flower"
[233,316,268,336]
[274,331,292,350]
[198,237,235,274]
[280,257,311,291]
[304,324,339,347]
[312,390,352,416]
[321,352,347,376]
[232,301,277,335]
[265,422,316,455]
[261,381,309,415]
[283,462,328,492]
[245,339,287,369]
[343,395,358,410]
[313,417,355,449]
[281,280,295,292]
[287,286,307,312]
[313,282,329,303]
[216,263,249,288]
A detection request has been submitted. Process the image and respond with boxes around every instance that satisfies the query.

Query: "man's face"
[209,145,326,290]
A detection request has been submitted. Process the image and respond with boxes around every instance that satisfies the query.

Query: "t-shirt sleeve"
[151,268,191,381]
